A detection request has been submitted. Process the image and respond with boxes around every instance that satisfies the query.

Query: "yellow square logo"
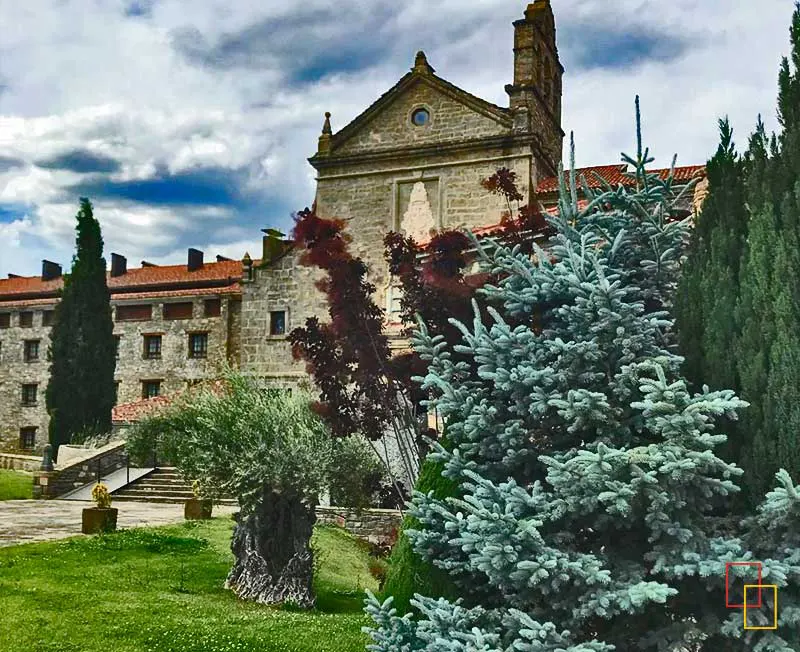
[743,585,778,630]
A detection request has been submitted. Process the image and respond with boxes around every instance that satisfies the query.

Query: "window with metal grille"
[116,304,152,321]
[188,332,208,358]
[203,299,221,317]
[19,311,33,327]
[142,380,161,399]
[42,310,55,327]
[21,384,37,406]
[270,310,286,336]
[143,335,162,359]
[19,427,36,450]
[0,313,9,329]
[164,302,193,320]
[24,340,40,362]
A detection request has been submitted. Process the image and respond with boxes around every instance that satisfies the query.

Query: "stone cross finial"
[318,112,333,155]
[412,50,435,74]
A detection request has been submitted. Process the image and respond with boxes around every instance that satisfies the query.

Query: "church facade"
[0,1,707,455]
[238,0,567,384]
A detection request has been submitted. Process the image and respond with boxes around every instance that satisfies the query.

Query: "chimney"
[261,229,285,264]
[187,248,204,272]
[110,253,127,277]
[41,260,62,281]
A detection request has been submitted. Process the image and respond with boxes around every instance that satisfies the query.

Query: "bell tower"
[505,1,564,175]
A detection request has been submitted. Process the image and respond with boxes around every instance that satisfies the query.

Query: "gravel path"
[0,500,237,548]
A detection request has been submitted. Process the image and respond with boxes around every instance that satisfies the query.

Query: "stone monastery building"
[0,1,707,453]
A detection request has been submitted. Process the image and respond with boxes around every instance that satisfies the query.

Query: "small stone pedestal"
[184,499,213,520]
[82,507,118,534]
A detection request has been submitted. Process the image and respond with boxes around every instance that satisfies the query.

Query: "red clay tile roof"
[112,395,174,424]
[112,379,228,423]
[535,164,706,195]
[0,259,244,303]
[110,283,241,302]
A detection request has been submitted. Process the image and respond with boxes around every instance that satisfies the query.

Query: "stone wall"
[239,250,326,386]
[0,293,239,454]
[0,452,41,471]
[0,305,56,454]
[313,145,534,314]
[316,506,402,546]
[33,441,127,499]
[113,296,236,406]
[334,78,510,156]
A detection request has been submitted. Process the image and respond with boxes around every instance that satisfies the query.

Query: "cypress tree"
[46,198,116,454]
[736,4,800,502]
[674,117,747,395]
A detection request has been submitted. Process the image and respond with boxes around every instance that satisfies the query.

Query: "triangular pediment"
[323,66,512,159]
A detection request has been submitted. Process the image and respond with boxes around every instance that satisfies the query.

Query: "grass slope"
[0,469,33,500]
[0,518,377,652]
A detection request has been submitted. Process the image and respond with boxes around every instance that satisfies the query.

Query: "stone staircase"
[112,468,237,506]
[112,467,193,503]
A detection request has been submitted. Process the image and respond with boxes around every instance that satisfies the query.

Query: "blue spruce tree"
[364,101,800,651]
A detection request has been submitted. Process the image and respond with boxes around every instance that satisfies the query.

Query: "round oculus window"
[411,108,430,126]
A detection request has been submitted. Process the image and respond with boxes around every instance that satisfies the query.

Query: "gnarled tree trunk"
[224,487,316,608]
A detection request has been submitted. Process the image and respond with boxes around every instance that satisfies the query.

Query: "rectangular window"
[24,340,40,362]
[203,299,221,317]
[116,304,152,322]
[19,427,37,450]
[0,313,9,329]
[114,335,121,359]
[114,381,121,405]
[163,302,193,320]
[19,311,33,328]
[42,310,55,327]
[188,332,208,359]
[143,335,162,359]
[21,384,38,406]
[142,380,161,399]
[270,310,286,336]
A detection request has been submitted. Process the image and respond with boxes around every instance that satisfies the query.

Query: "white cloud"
[0,0,796,279]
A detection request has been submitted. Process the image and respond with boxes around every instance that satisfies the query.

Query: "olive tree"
[127,374,332,608]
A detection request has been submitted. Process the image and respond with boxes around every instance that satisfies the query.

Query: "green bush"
[328,436,386,508]
[380,443,459,613]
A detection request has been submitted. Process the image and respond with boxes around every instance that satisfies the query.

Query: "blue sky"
[0,0,796,279]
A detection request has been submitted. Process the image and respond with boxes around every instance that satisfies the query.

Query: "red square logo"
[726,562,763,609]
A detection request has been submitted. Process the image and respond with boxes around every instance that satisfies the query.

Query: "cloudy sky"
[0,0,795,279]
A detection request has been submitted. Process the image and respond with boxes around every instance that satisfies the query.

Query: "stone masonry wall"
[0,452,40,471]
[32,441,127,499]
[0,293,237,454]
[334,79,509,156]
[316,506,402,546]
[112,296,235,406]
[239,251,327,385]
[0,306,56,454]
[314,146,533,311]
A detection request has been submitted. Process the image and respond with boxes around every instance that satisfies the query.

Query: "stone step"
[114,489,196,499]
[112,494,237,506]
[126,481,193,493]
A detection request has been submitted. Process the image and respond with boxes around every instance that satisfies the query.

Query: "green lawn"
[0,469,33,500]
[0,518,379,652]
